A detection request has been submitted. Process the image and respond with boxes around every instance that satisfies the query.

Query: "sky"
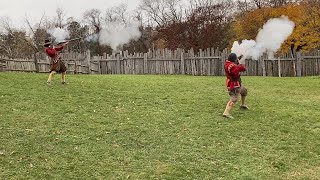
[0,0,141,28]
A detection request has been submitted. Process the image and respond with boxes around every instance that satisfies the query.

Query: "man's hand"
[238,55,246,65]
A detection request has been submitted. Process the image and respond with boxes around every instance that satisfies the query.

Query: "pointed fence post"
[221,49,228,76]
[296,51,302,77]
[181,50,185,75]
[258,55,266,76]
[86,50,91,74]
[143,53,148,74]
[117,53,121,74]
[278,57,281,77]
[33,53,39,73]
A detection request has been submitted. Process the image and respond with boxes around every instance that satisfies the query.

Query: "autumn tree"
[148,0,234,50]
[231,2,320,52]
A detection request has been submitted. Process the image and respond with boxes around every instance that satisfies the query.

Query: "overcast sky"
[0,0,141,27]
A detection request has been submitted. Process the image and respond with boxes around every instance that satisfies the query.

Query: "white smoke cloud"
[232,16,295,62]
[98,19,141,50]
[85,34,98,42]
[48,28,70,42]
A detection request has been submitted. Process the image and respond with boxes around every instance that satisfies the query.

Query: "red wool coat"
[45,46,66,73]
[224,60,246,91]
[45,46,64,62]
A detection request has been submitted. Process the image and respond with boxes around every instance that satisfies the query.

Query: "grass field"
[0,72,320,179]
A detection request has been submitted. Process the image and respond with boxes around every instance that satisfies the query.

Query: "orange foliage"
[232,2,320,52]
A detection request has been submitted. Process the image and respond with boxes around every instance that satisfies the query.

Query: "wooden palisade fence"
[0,48,319,77]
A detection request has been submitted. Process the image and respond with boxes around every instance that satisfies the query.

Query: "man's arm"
[45,48,56,57]
[54,46,64,51]
[54,42,68,51]
[238,64,246,72]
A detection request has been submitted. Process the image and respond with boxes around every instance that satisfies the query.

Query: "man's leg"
[61,72,66,84]
[223,100,235,118]
[240,86,249,109]
[241,96,246,106]
[223,89,239,118]
[47,71,56,84]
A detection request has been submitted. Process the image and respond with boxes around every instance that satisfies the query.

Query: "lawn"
[0,72,319,179]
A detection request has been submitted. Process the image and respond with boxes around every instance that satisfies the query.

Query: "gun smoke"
[98,19,141,50]
[232,16,295,62]
[47,28,70,42]
[85,34,98,42]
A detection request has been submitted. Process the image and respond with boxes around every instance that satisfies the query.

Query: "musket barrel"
[57,37,83,45]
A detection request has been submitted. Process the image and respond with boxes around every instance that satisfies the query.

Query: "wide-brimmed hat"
[228,53,237,62]
[43,39,52,47]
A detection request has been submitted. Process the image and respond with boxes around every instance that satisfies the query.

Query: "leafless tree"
[140,0,184,27]
[104,3,128,25]
[83,9,102,34]
[0,17,36,58]
[55,8,67,28]
[234,0,256,13]
[250,0,301,9]
[25,13,48,51]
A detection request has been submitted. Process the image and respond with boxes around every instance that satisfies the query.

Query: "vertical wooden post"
[259,55,266,76]
[221,49,227,76]
[117,54,121,74]
[262,58,266,77]
[296,51,302,77]
[33,53,39,73]
[86,50,91,74]
[98,57,102,75]
[278,57,281,77]
[143,53,148,74]
[291,48,297,77]
[181,50,185,75]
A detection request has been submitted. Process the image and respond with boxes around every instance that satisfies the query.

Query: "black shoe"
[240,105,249,110]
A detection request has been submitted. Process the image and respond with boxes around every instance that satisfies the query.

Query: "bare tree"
[140,0,184,27]
[250,0,300,9]
[104,3,128,25]
[25,13,48,51]
[55,8,66,28]
[234,0,256,13]
[0,17,36,58]
[83,9,102,34]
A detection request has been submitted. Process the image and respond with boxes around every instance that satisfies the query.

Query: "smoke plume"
[232,16,295,62]
[48,28,70,42]
[98,19,141,50]
[85,34,98,42]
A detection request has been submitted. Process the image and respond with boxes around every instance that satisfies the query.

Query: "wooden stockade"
[0,49,320,77]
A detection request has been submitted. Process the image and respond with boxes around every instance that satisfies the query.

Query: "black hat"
[43,39,51,47]
[228,53,237,62]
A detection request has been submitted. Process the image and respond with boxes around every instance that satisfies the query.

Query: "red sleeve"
[54,46,64,51]
[229,65,239,78]
[45,48,56,58]
[238,64,246,72]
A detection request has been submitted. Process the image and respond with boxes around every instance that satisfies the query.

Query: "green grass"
[0,72,320,179]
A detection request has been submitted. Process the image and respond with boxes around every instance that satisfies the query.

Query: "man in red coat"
[223,53,249,119]
[44,39,68,84]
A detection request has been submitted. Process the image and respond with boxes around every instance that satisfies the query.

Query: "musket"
[57,37,83,45]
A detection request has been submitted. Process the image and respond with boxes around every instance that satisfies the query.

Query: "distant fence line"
[0,48,320,77]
